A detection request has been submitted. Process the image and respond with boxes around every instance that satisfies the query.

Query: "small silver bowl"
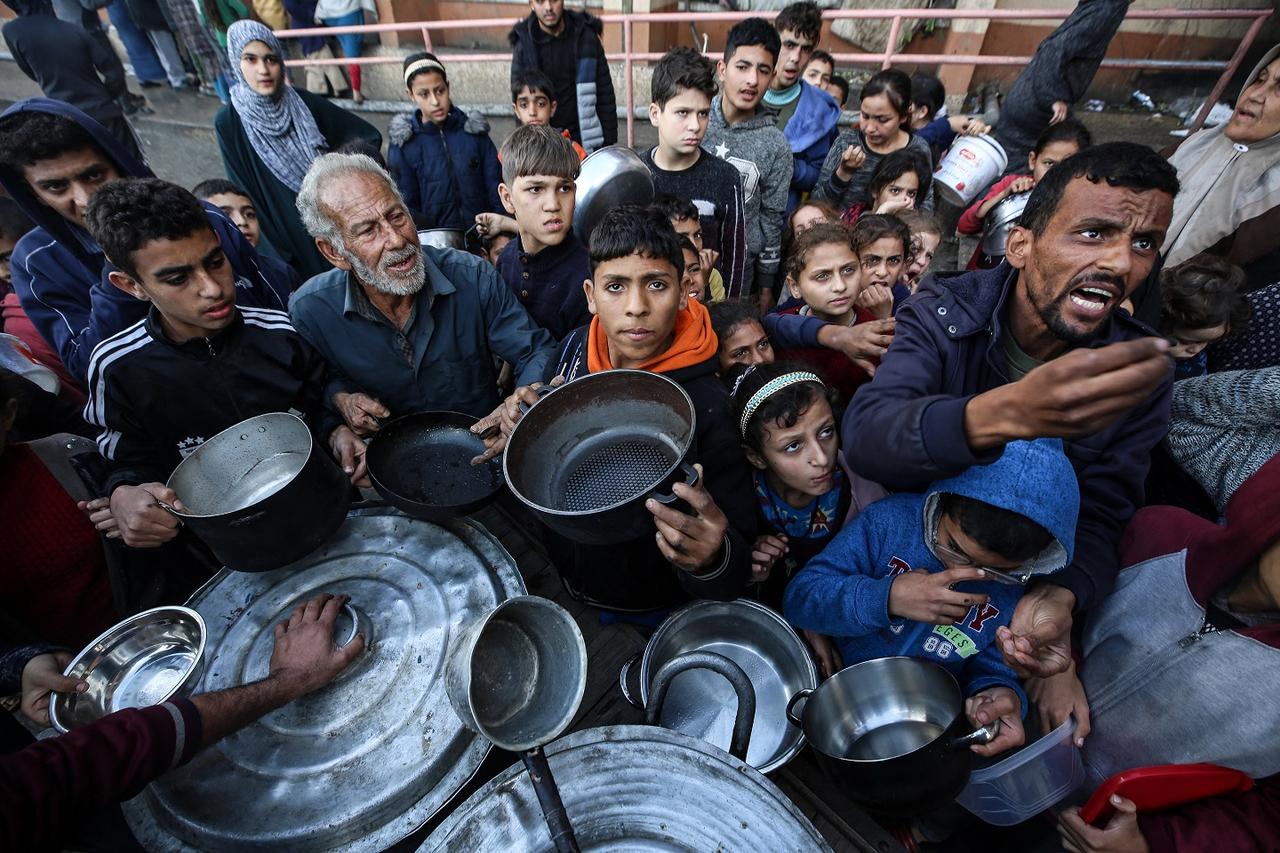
[50,606,206,733]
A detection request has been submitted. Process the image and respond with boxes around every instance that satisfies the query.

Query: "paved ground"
[0,55,1182,193]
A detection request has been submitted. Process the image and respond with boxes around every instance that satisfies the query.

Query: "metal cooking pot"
[503,370,699,545]
[980,191,1031,257]
[165,413,351,572]
[572,146,655,242]
[786,657,998,816]
[417,725,832,852]
[620,599,816,773]
[417,228,465,250]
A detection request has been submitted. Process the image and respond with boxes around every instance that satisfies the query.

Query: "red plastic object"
[1081,763,1255,827]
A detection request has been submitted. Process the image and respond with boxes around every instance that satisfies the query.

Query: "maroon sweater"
[0,699,202,850]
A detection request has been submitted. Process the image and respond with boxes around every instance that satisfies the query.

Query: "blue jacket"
[843,263,1173,611]
[387,107,502,231]
[778,81,840,211]
[784,438,1080,708]
[0,99,294,388]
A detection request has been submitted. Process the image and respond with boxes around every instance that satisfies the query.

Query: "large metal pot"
[572,145,654,242]
[980,190,1031,257]
[620,599,817,773]
[165,413,351,572]
[122,507,527,852]
[786,657,997,816]
[417,725,832,852]
[503,370,699,545]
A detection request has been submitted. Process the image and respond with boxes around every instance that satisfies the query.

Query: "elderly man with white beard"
[289,153,556,435]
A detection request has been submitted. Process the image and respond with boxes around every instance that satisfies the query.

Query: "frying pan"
[365,411,504,522]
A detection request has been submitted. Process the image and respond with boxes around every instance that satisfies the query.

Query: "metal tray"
[123,507,526,852]
[418,725,833,852]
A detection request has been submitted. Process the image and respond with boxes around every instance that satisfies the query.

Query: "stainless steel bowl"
[418,228,464,250]
[50,606,206,733]
[623,599,818,773]
[573,145,655,242]
[980,191,1032,257]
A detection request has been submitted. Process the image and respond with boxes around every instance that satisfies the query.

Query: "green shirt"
[1001,330,1044,380]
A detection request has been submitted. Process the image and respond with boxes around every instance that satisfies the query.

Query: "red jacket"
[774,304,875,412]
[0,699,202,850]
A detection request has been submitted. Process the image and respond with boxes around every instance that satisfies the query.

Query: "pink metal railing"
[277,6,1273,146]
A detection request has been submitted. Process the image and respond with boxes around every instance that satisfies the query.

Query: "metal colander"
[559,439,676,512]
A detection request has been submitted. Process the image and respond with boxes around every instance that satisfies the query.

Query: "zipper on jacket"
[1178,616,1221,648]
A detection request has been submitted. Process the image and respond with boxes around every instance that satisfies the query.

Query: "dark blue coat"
[387,107,502,231]
[843,263,1173,612]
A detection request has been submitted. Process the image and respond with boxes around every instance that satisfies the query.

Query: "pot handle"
[645,650,756,762]
[617,651,644,709]
[153,499,185,524]
[784,688,813,728]
[517,384,557,415]
[647,462,700,506]
[334,601,371,649]
[950,719,1001,750]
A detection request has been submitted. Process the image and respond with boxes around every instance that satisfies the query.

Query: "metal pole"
[881,14,902,69]
[1186,10,1271,135]
[625,17,635,148]
[421,25,433,51]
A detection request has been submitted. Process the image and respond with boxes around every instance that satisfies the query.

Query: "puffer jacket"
[387,106,502,230]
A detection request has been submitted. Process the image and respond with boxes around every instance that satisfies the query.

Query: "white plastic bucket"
[933,134,1009,207]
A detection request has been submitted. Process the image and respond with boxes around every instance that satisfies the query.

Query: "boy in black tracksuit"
[79,178,363,551]
[508,0,617,153]
[513,206,755,611]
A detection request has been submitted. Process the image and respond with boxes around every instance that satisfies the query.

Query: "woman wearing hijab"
[1163,45,1280,291]
[214,20,381,278]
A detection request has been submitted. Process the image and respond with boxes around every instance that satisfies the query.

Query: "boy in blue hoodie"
[763,2,840,213]
[0,99,293,389]
[784,438,1080,757]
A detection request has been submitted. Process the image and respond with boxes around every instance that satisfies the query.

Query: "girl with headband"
[728,361,885,677]
[387,52,502,234]
[215,20,381,279]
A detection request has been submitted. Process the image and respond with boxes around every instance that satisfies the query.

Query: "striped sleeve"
[81,321,169,489]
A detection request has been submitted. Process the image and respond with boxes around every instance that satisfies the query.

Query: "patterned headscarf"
[226,21,327,192]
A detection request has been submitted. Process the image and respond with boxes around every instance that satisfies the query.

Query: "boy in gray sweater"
[703,18,793,308]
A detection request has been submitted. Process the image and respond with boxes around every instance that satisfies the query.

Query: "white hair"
[295,152,406,249]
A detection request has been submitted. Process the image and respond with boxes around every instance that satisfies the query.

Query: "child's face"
[774,28,816,90]
[486,232,513,265]
[239,40,282,97]
[802,57,833,91]
[749,395,839,501]
[584,253,687,369]
[718,319,773,372]
[1169,324,1228,360]
[111,227,238,342]
[859,92,906,150]
[933,511,1026,576]
[514,86,556,126]
[205,191,260,248]
[499,174,576,253]
[649,89,712,156]
[23,146,120,227]
[1028,141,1079,183]
[670,215,703,252]
[719,45,775,113]
[0,233,18,290]
[681,247,703,302]
[873,172,919,212]
[859,235,905,289]
[905,231,940,289]
[790,204,831,237]
[410,71,451,125]
[787,240,862,324]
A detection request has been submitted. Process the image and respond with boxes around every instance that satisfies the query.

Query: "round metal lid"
[123,507,526,852]
[419,725,833,852]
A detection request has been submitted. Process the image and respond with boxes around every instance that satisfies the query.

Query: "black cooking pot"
[786,657,998,816]
[365,411,503,522]
[503,370,698,546]
[165,413,351,572]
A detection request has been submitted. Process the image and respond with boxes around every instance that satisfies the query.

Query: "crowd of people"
[1,0,1279,849]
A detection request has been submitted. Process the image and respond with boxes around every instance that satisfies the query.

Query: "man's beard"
[1030,271,1123,348]
[347,245,426,296]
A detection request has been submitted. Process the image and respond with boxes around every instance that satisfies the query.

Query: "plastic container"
[955,715,1086,825]
[933,134,1009,207]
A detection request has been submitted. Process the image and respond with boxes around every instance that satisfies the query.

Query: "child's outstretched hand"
[749,533,788,582]
[964,686,1024,756]
[888,567,989,624]
[856,283,894,320]
[1005,175,1035,197]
